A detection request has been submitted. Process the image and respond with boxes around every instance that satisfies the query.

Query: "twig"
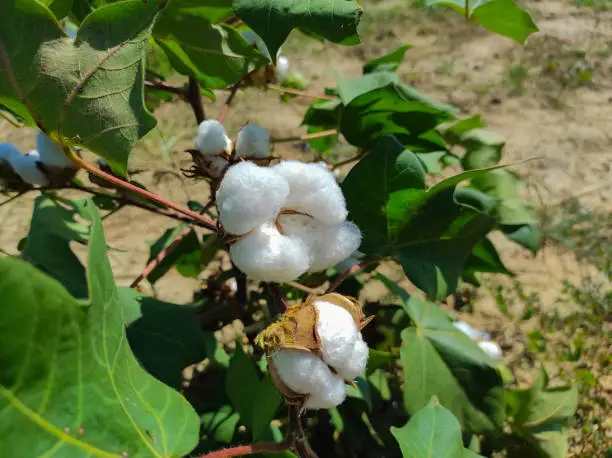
[218,81,242,124]
[187,76,206,124]
[286,281,321,295]
[331,149,366,170]
[0,190,31,207]
[66,151,217,231]
[144,80,185,96]
[267,84,337,101]
[325,260,378,294]
[198,441,292,458]
[271,129,337,144]
[267,282,288,316]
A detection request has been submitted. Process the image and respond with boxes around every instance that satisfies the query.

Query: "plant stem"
[66,151,217,230]
[218,81,242,124]
[198,441,291,458]
[271,129,337,144]
[187,76,206,124]
[325,260,378,293]
[0,189,32,207]
[144,80,185,96]
[286,281,321,295]
[267,84,337,101]
[331,149,366,170]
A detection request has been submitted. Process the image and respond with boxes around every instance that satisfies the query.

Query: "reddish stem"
[218,81,242,124]
[325,260,378,294]
[67,153,217,231]
[198,441,291,458]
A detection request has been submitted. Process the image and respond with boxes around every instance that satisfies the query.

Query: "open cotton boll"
[230,222,311,282]
[276,56,289,83]
[314,300,360,370]
[0,143,21,163]
[273,161,347,225]
[236,124,270,158]
[272,349,347,409]
[334,338,369,381]
[308,221,361,272]
[195,120,232,155]
[478,341,503,360]
[11,151,48,186]
[454,321,490,341]
[36,133,74,168]
[217,162,289,235]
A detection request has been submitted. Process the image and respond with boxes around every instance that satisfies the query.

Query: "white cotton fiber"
[217,162,289,235]
[229,222,311,282]
[334,338,369,381]
[454,321,490,341]
[276,56,289,83]
[272,349,347,409]
[36,133,74,168]
[195,120,232,155]
[478,341,503,360]
[314,300,360,370]
[273,161,347,224]
[308,221,361,272]
[11,151,48,186]
[236,124,270,158]
[0,143,21,163]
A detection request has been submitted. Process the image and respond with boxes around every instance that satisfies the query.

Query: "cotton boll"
[11,151,48,186]
[308,221,361,272]
[229,222,311,282]
[453,321,490,341]
[314,300,360,370]
[271,349,347,409]
[334,338,369,381]
[273,161,347,224]
[276,56,289,83]
[236,124,270,158]
[36,133,74,168]
[0,143,21,163]
[217,162,289,235]
[195,120,232,155]
[478,341,502,360]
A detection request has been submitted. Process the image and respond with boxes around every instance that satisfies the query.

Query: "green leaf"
[503,223,541,254]
[463,237,514,285]
[363,45,412,74]
[439,115,486,146]
[119,287,209,390]
[425,0,538,44]
[154,5,267,88]
[201,406,240,444]
[0,0,160,174]
[226,347,281,441]
[233,0,363,60]
[38,0,73,18]
[22,195,89,299]
[0,200,199,457]
[377,277,505,434]
[506,369,578,458]
[343,135,498,299]
[391,398,485,458]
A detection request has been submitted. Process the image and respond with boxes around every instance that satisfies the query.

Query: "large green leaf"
[0,0,160,174]
[233,0,363,59]
[391,398,484,458]
[21,195,89,299]
[342,135,498,299]
[425,0,538,44]
[505,369,578,458]
[391,291,505,434]
[119,287,209,390]
[363,45,412,74]
[0,201,199,457]
[462,237,513,285]
[154,3,266,89]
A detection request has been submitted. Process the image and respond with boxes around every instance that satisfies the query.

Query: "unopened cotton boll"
[271,349,347,409]
[216,162,289,235]
[229,222,311,282]
[314,301,360,370]
[236,124,270,158]
[36,133,74,168]
[273,161,348,224]
[11,151,49,186]
[478,341,503,360]
[195,120,232,155]
[276,56,289,83]
[0,143,21,163]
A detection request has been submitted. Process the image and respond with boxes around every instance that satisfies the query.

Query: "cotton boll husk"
[36,133,74,168]
[271,349,347,409]
[229,222,311,282]
[334,338,369,381]
[314,300,360,370]
[236,124,270,158]
[217,162,289,235]
[453,321,490,341]
[195,120,232,155]
[478,341,503,360]
[273,161,347,224]
[0,143,21,163]
[276,56,289,83]
[11,151,48,186]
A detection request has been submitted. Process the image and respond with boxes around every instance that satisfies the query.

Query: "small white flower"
[276,56,289,83]
[11,151,49,186]
[478,341,503,360]
[0,143,21,163]
[36,133,75,168]
[195,120,233,156]
[235,124,270,158]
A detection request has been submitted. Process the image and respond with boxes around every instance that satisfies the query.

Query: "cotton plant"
[256,293,372,409]
[454,320,503,360]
